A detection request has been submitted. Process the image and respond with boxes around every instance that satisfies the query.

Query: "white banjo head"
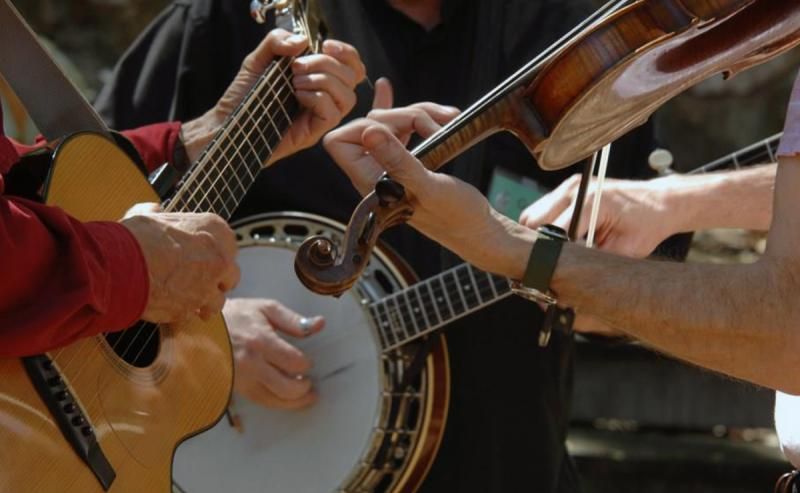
[172,212,412,492]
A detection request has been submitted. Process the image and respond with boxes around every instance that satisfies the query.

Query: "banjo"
[171,211,513,492]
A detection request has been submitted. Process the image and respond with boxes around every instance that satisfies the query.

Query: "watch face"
[540,224,568,240]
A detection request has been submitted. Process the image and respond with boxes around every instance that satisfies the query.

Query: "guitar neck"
[689,132,782,175]
[368,263,513,351]
[165,56,299,220]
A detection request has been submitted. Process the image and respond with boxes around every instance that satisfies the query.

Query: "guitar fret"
[402,291,421,336]
[382,300,400,347]
[471,268,495,303]
[456,265,479,309]
[485,270,498,299]
[417,284,439,328]
[369,304,389,349]
[466,265,484,305]
[434,276,454,321]
[391,296,413,342]
[409,288,431,333]
[445,271,467,315]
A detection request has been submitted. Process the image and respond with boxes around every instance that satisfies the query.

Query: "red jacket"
[0,104,182,357]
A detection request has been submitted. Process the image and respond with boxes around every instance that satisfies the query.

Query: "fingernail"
[287,34,306,44]
[363,129,388,149]
[293,60,307,74]
[324,40,342,54]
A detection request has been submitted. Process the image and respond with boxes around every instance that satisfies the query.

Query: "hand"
[224,298,324,409]
[519,174,679,258]
[121,203,239,323]
[323,81,460,195]
[181,28,367,164]
[326,115,534,279]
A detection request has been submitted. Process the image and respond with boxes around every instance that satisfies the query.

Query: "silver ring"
[299,317,313,335]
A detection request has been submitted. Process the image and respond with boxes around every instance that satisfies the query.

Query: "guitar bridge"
[23,354,116,491]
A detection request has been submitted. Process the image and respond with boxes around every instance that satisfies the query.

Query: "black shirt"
[96,1,662,491]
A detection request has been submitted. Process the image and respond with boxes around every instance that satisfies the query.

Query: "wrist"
[655,174,706,234]
[180,112,219,163]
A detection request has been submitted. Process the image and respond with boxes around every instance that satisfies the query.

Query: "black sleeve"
[94,2,192,129]
[95,0,271,130]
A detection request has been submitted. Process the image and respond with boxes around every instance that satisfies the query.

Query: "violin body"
[295,0,800,297]
[529,0,800,170]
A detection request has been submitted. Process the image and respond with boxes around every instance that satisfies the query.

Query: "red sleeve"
[0,195,150,357]
[0,120,179,356]
[120,121,183,174]
[8,121,183,175]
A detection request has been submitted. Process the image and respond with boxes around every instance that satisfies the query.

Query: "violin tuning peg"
[648,148,674,176]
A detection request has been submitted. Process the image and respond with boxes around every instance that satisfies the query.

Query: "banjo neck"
[368,263,512,352]
[688,132,781,175]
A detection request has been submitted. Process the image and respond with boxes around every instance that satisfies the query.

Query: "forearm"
[551,244,798,392]
[662,164,775,233]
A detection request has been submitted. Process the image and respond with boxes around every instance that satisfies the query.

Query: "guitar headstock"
[250,0,327,53]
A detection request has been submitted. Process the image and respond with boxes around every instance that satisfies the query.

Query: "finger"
[245,29,307,74]
[321,40,366,84]
[293,54,358,89]
[294,90,341,127]
[124,202,162,218]
[407,102,460,125]
[372,77,394,110]
[263,302,325,338]
[361,124,428,189]
[293,73,357,114]
[367,107,446,142]
[261,363,314,401]
[198,292,226,321]
[246,385,318,410]
[519,175,581,228]
[261,330,314,374]
[218,262,241,292]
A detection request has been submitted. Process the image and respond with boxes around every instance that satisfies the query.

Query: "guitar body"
[0,133,233,492]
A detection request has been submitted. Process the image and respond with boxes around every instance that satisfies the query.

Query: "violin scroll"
[295,177,414,296]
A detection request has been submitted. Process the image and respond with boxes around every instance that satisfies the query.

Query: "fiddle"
[295,0,800,296]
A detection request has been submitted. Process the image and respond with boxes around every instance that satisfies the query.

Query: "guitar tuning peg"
[648,148,674,176]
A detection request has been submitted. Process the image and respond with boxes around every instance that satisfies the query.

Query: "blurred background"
[2,0,798,491]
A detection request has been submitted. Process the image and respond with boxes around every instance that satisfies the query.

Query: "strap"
[0,0,110,140]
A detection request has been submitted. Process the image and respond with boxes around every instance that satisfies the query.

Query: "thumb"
[362,124,427,190]
[372,77,394,110]
[124,202,162,218]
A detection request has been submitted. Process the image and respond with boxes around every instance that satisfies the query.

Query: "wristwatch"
[509,224,568,305]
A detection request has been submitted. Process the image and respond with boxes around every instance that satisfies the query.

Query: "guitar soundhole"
[104,322,160,368]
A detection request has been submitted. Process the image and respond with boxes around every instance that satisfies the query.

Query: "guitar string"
[123,79,297,368]
[70,77,298,424]
[50,58,296,402]
[373,133,782,352]
[112,71,296,373]
[47,59,295,378]
[50,62,295,385]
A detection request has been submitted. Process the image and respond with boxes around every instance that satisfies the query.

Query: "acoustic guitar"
[0,1,323,491]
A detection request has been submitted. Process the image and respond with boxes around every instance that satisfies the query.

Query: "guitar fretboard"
[165,57,299,220]
[368,263,512,351]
